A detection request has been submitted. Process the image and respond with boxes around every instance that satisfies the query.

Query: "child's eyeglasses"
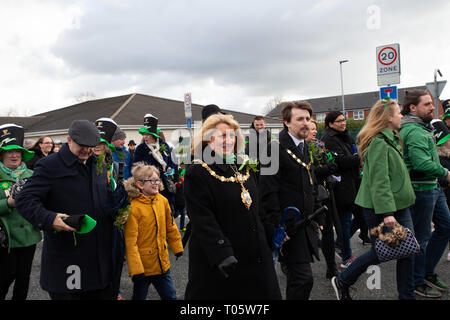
[142,178,161,184]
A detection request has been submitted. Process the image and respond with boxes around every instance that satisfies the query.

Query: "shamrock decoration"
[238,154,259,173]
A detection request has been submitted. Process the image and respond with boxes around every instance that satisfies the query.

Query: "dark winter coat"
[259,129,320,264]
[183,153,282,300]
[25,148,53,170]
[321,127,360,207]
[16,143,113,294]
[132,141,177,200]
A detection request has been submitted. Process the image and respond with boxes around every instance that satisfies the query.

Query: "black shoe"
[331,276,352,300]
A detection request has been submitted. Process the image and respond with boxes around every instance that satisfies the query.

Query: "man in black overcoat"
[259,101,321,300]
[16,120,114,299]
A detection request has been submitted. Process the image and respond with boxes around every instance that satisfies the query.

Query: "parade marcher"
[16,120,115,300]
[124,163,183,300]
[111,127,132,181]
[431,119,450,263]
[332,98,417,300]
[321,111,363,268]
[0,124,41,300]
[245,116,271,176]
[132,114,177,207]
[127,140,136,161]
[94,118,129,301]
[442,99,450,129]
[306,120,340,279]
[173,162,187,232]
[400,89,450,298]
[259,101,321,300]
[25,136,54,170]
[53,140,63,153]
[184,113,281,300]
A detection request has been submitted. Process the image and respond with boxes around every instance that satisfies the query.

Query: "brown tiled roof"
[23,93,282,133]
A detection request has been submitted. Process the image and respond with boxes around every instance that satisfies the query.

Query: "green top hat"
[63,214,97,234]
[442,99,450,120]
[95,118,117,153]
[431,119,450,146]
[0,124,35,162]
[138,114,161,139]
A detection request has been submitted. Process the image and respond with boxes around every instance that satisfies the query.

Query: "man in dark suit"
[16,120,114,300]
[259,101,320,300]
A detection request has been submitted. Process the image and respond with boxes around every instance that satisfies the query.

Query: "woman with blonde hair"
[331,98,417,300]
[184,113,281,300]
[124,162,183,300]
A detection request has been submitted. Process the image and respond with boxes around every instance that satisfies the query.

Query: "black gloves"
[132,273,146,282]
[217,256,238,278]
[175,252,183,261]
[9,179,28,200]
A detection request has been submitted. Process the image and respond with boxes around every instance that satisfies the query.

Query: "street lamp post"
[339,60,349,116]
[434,69,443,119]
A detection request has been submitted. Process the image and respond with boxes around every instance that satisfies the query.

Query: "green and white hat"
[0,124,34,162]
[138,114,160,139]
[95,118,118,153]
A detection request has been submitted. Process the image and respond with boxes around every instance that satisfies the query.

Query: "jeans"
[338,207,415,300]
[336,205,353,261]
[410,185,450,286]
[132,270,177,300]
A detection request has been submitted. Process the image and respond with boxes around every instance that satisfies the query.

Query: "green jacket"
[355,129,415,214]
[0,167,42,252]
[400,119,448,191]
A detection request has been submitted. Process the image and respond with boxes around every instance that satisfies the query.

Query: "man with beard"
[259,101,321,300]
[400,90,450,298]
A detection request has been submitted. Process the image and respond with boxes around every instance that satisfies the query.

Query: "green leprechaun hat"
[95,118,118,153]
[442,99,450,121]
[0,124,34,162]
[138,114,161,139]
[63,214,97,234]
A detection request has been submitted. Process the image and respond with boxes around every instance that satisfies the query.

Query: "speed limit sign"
[376,44,400,76]
[376,43,400,86]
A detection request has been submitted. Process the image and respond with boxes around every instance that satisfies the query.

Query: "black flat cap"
[68,120,100,147]
[201,104,226,121]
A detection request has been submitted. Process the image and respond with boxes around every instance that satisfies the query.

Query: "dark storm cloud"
[50,0,450,110]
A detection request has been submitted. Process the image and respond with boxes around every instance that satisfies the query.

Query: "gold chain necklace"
[286,149,313,185]
[193,159,252,210]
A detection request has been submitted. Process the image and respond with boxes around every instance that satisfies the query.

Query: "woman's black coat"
[16,143,113,294]
[183,156,281,300]
[321,127,360,207]
[259,129,320,264]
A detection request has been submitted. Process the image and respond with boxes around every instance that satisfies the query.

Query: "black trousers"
[0,244,37,300]
[285,262,313,300]
[48,285,113,300]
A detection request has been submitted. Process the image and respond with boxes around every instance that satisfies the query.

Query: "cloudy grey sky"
[1,0,449,117]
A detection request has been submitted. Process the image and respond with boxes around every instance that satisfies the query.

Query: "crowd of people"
[0,91,449,301]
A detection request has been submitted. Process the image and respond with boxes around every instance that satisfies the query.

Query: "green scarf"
[0,161,27,181]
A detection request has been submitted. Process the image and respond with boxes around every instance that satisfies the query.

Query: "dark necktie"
[298,141,304,156]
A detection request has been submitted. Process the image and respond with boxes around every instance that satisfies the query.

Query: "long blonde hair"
[357,99,399,164]
[191,114,245,156]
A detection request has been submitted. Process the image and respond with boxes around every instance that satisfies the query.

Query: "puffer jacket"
[124,190,183,277]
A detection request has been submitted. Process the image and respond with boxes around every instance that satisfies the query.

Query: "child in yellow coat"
[124,162,183,300]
